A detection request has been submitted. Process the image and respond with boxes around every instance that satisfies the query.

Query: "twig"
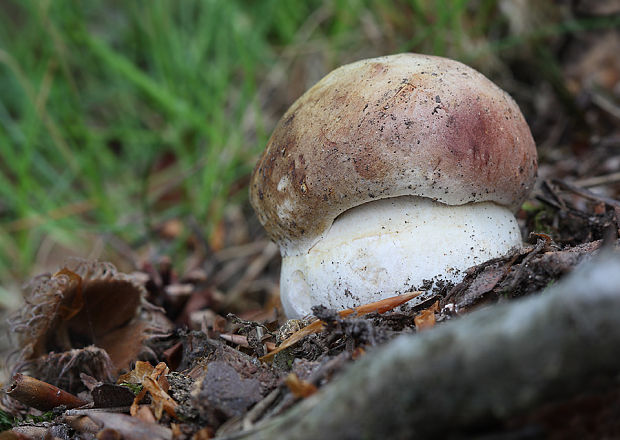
[66,407,130,416]
[574,171,620,189]
[591,88,620,121]
[536,180,600,219]
[541,179,567,211]
[552,178,620,209]
[507,238,548,291]
[219,333,276,352]
[242,388,282,430]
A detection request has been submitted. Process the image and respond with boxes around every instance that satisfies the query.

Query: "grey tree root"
[224,252,620,439]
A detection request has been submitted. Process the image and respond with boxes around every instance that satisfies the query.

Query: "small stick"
[574,171,620,189]
[219,333,251,347]
[7,373,87,411]
[220,333,276,351]
[66,407,130,416]
[260,291,421,362]
[242,388,281,430]
[553,178,620,209]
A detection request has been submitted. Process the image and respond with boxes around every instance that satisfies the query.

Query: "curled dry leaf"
[118,360,169,390]
[119,361,178,420]
[8,260,173,395]
[414,301,439,331]
[284,373,318,399]
[142,376,178,419]
[134,406,157,424]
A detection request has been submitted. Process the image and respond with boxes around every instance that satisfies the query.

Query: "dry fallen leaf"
[142,376,178,419]
[119,361,178,419]
[134,406,156,424]
[284,373,318,398]
[8,260,173,396]
[414,301,439,331]
[220,333,277,351]
[118,361,156,385]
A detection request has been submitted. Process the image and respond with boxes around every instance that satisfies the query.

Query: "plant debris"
[118,361,178,420]
[7,260,172,401]
[6,374,87,412]
[2,231,616,438]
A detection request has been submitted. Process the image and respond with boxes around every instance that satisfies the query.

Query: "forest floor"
[2,3,620,440]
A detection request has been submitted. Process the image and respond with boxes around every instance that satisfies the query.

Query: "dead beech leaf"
[130,388,147,417]
[134,405,156,423]
[118,361,155,385]
[284,373,317,398]
[414,301,439,331]
[261,291,421,362]
[530,232,553,245]
[142,376,178,418]
[152,362,170,392]
[260,320,325,362]
[10,260,173,395]
[120,361,178,419]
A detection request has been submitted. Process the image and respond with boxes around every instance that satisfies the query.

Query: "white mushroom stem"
[280,196,521,318]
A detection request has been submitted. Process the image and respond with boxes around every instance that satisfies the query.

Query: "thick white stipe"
[280,196,521,318]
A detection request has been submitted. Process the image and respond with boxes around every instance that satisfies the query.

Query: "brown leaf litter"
[1,231,617,438]
[6,260,172,403]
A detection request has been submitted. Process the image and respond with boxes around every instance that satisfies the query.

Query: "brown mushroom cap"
[250,53,537,254]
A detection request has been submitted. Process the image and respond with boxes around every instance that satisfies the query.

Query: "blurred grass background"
[0,0,618,303]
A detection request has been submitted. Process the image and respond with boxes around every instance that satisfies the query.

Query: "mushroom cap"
[250,53,537,255]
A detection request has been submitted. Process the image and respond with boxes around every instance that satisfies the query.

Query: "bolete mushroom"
[250,53,537,318]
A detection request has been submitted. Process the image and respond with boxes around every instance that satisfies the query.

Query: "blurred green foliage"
[0,0,616,289]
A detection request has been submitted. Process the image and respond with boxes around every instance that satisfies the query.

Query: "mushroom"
[250,53,537,318]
